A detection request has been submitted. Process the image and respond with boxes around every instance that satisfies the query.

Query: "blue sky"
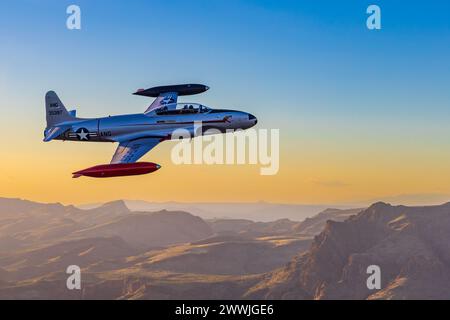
[1,0,450,204]
[1,1,449,123]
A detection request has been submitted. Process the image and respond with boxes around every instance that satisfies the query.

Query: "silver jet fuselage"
[53,107,257,143]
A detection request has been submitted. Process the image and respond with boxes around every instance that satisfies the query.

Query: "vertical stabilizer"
[45,91,75,127]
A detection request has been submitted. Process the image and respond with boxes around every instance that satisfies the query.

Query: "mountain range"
[80,200,355,222]
[1,197,450,299]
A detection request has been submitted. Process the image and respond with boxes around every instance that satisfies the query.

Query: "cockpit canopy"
[152,103,211,116]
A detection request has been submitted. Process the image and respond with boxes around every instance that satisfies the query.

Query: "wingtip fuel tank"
[72,162,161,178]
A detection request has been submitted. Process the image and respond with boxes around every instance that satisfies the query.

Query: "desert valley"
[0,198,449,299]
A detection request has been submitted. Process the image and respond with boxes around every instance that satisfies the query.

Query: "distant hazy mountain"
[72,210,214,249]
[0,198,66,217]
[71,200,131,226]
[207,218,299,236]
[0,198,85,251]
[293,208,363,235]
[246,202,450,299]
[361,193,450,206]
[0,198,214,251]
[117,200,354,222]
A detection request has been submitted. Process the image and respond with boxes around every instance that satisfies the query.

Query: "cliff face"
[247,202,450,300]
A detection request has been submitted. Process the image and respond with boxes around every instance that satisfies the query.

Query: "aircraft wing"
[143,92,178,114]
[133,84,209,115]
[110,137,162,164]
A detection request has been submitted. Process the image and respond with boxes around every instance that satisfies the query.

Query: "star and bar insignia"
[67,128,98,141]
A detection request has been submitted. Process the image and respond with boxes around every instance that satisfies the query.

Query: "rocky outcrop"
[247,202,450,300]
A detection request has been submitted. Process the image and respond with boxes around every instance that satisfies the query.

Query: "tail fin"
[45,91,75,127]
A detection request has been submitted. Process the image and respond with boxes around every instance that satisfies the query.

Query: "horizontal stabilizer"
[43,125,69,142]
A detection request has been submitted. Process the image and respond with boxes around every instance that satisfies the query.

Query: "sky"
[0,0,450,205]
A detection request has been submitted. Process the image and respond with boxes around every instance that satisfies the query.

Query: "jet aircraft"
[43,84,257,178]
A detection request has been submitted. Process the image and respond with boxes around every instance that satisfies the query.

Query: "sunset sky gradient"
[1,0,450,205]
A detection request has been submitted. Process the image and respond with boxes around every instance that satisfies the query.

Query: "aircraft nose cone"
[248,113,257,125]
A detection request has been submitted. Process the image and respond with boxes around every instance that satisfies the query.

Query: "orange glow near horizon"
[3,123,450,206]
